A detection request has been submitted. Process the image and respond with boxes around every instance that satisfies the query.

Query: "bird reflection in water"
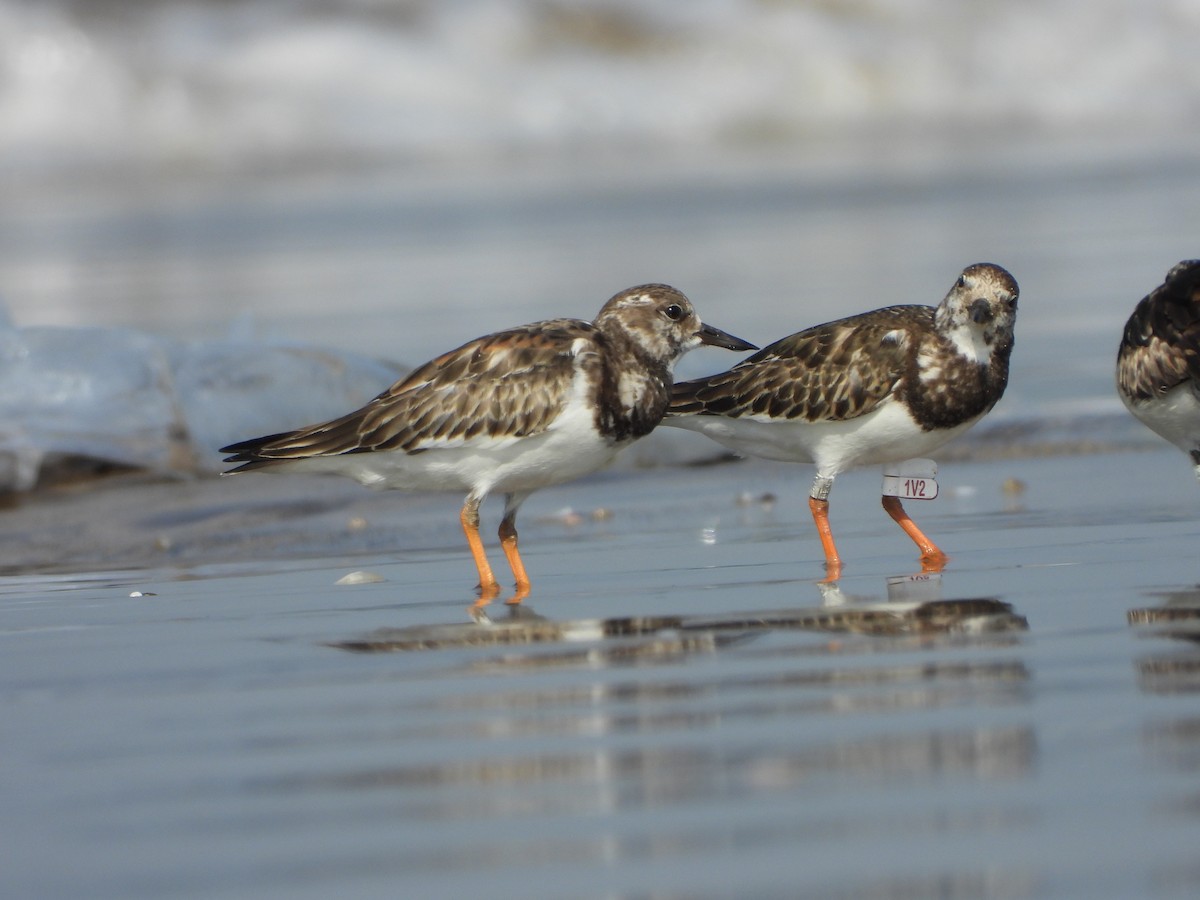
[329,571,1027,655]
[1129,585,1200,834]
[1129,585,1200,693]
[307,575,1035,847]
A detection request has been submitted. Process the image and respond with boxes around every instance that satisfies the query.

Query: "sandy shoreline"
[0,427,1167,579]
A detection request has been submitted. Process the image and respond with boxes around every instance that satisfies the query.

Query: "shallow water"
[4,448,1200,899]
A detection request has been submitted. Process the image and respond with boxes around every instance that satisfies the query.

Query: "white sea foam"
[2,0,1198,175]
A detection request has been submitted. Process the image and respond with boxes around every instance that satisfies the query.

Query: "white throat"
[945,322,991,365]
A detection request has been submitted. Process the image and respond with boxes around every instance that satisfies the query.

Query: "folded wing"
[222,319,591,470]
[671,306,925,423]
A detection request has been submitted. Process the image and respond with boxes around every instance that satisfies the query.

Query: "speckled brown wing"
[671,306,930,423]
[1117,261,1200,402]
[222,319,593,469]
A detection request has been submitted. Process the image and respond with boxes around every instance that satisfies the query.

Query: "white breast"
[1122,381,1200,457]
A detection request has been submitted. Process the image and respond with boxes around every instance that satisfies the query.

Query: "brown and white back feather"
[223,283,754,473]
[671,306,922,423]
[1117,260,1200,403]
[223,321,594,470]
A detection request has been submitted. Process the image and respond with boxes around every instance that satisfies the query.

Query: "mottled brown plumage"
[673,294,1014,433]
[224,322,592,464]
[666,263,1019,576]
[1117,260,1200,403]
[1116,260,1200,479]
[672,309,900,423]
[221,283,755,599]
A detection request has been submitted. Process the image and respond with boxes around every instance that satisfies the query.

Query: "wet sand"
[4,444,1200,898]
[0,411,1159,576]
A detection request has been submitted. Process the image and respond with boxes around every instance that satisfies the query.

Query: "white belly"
[1122,381,1200,459]
[665,400,983,477]
[280,405,622,498]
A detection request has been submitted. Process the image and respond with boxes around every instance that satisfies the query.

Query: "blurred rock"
[0,320,403,491]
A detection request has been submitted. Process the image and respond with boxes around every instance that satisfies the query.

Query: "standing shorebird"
[665,263,1018,578]
[221,284,755,602]
[1117,260,1200,481]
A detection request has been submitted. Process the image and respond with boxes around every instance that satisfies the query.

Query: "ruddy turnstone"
[221,284,755,601]
[665,263,1018,577]
[1117,260,1200,480]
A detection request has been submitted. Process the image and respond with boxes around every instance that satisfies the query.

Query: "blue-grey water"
[4,445,1200,899]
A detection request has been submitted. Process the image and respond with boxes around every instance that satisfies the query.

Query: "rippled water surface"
[5,449,1200,899]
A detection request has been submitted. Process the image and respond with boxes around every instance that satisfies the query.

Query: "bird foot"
[919,551,948,572]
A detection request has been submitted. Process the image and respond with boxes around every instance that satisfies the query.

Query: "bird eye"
[663,304,685,321]
[956,275,967,288]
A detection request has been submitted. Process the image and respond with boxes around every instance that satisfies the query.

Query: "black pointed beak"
[969,298,993,325]
[698,322,757,351]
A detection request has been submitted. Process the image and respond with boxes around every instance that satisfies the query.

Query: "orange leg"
[881,495,948,570]
[498,507,531,604]
[808,496,843,582]
[460,498,500,597]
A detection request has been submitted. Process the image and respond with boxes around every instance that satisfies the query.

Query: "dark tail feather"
[220,431,296,473]
[220,431,293,457]
[220,419,372,472]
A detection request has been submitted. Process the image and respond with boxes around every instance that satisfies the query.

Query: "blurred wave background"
[4,0,1198,177]
[4,0,1199,340]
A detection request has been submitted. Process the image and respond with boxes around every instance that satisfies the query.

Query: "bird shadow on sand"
[326,571,1029,659]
